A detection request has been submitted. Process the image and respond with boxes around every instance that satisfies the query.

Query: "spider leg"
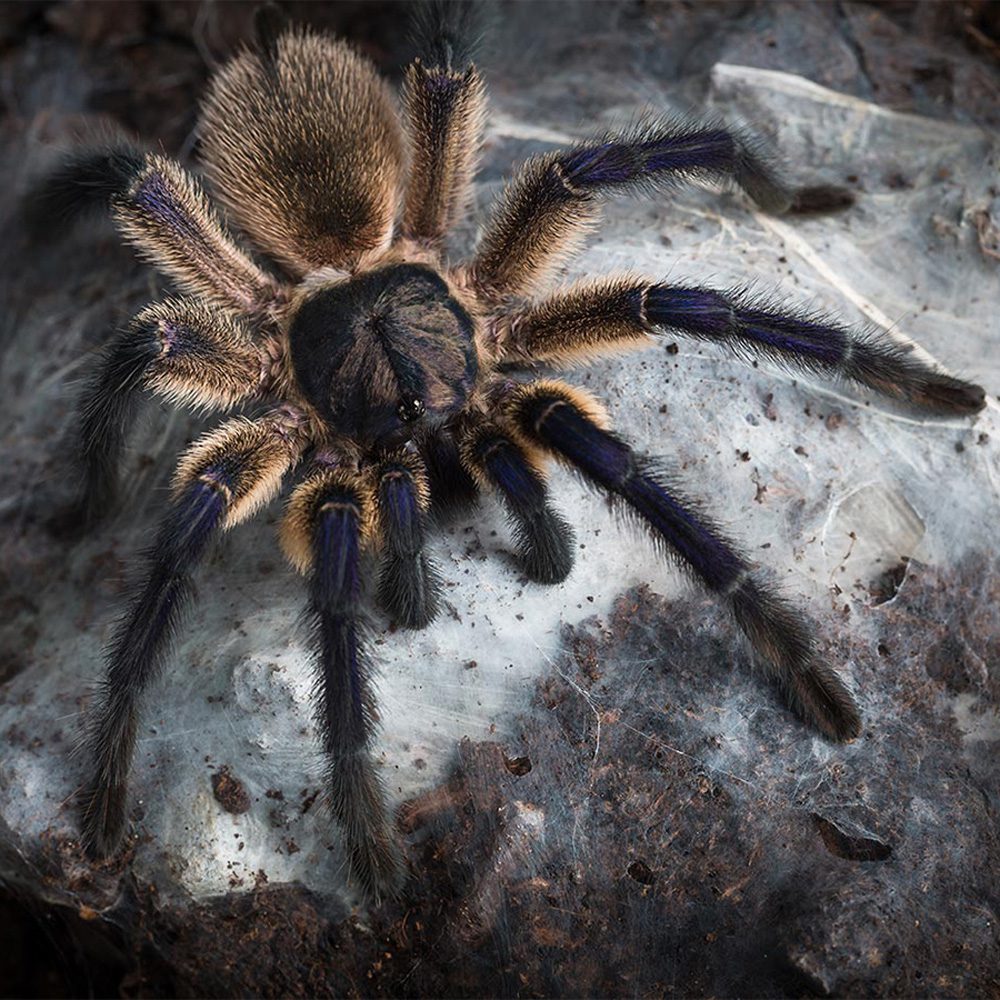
[419,428,480,520]
[467,116,850,302]
[503,380,861,741]
[26,143,283,314]
[502,277,986,414]
[79,297,274,518]
[374,451,441,629]
[281,465,403,899]
[400,2,487,247]
[81,411,304,856]
[458,419,574,583]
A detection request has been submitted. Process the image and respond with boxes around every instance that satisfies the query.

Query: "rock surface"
[1,1,998,995]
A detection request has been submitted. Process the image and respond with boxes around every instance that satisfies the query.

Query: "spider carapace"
[31,3,985,899]
[288,263,478,448]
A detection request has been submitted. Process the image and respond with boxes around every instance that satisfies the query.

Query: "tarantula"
[32,5,984,898]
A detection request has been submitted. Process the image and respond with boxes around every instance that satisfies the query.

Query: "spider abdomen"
[288,263,478,447]
[199,28,403,275]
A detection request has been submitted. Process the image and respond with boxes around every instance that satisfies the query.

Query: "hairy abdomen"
[199,27,403,275]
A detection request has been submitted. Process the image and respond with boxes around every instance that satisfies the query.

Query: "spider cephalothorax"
[288,262,479,446]
[32,4,985,899]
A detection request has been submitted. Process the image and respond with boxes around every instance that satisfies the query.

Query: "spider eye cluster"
[397,394,425,423]
[288,263,477,446]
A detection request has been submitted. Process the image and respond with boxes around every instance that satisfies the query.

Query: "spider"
[31,4,985,900]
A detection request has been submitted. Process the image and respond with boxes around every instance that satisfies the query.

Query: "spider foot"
[787,183,856,215]
[731,579,862,742]
[898,371,986,415]
[79,776,129,859]
[345,832,406,904]
[518,508,575,584]
[789,660,864,743]
[328,756,406,902]
[377,551,441,629]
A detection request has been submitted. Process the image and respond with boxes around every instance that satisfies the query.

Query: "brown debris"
[210,767,252,815]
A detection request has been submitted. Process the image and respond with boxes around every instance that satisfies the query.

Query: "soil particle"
[211,767,251,815]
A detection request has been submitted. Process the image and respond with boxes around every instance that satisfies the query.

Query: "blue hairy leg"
[469,116,853,300]
[646,286,984,413]
[507,385,862,741]
[461,427,574,584]
[308,478,403,899]
[506,279,985,415]
[81,478,226,855]
[375,458,441,628]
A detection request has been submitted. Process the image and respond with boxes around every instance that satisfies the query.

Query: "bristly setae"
[28,2,986,900]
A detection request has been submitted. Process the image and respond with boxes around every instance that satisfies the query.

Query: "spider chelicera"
[31,4,984,898]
